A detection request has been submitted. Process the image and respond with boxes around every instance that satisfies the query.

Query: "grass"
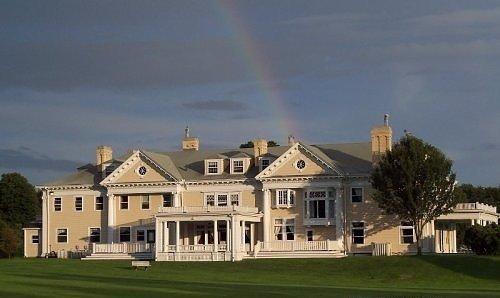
[0,255,499,297]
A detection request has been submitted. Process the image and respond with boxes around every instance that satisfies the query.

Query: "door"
[146,229,155,244]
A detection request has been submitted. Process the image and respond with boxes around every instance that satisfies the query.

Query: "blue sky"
[0,0,499,185]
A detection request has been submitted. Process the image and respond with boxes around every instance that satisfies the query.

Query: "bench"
[131,261,151,270]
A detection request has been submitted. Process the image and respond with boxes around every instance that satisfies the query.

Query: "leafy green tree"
[371,135,460,255]
[456,184,500,209]
[239,140,279,148]
[0,223,19,258]
[464,223,500,255]
[0,173,39,228]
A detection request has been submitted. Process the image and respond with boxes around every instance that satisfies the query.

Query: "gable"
[101,151,177,185]
[257,143,342,179]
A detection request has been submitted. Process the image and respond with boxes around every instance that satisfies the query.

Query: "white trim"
[205,159,223,175]
[399,221,416,245]
[140,194,151,210]
[230,158,248,174]
[273,217,295,241]
[203,192,241,207]
[53,197,62,212]
[293,159,307,172]
[136,165,148,178]
[275,189,295,208]
[119,226,132,243]
[259,157,271,172]
[351,221,365,244]
[119,195,129,210]
[74,196,83,212]
[56,227,69,243]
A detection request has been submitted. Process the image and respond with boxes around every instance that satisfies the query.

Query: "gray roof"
[40,142,372,186]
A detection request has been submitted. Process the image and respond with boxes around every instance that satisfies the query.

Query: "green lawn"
[0,256,498,297]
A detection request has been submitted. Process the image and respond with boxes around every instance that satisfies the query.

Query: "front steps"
[251,251,345,259]
[83,252,153,261]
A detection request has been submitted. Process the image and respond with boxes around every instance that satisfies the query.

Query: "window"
[120,196,128,210]
[400,221,415,244]
[207,160,220,174]
[276,189,295,207]
[304,190,336,220]
[57,228,68,243]
[141,195,150,210]
[31,235,39,244]
[217,194,228,206]
[89,228,101,243]
[95,197,104,211]
[163,193,173,207]
[136,230,145,242]
[352,222,365,244]
[260,158,270,171]
[75,197,83,211]
[54,198,62,212]
[204,192,239,206]
[351,187,363,203]
[205,194,215,206]
[306,230,313,242]
[231,159,244,173]
[230,193,239,206]
[119,227,131,242]
[274,219,295,241]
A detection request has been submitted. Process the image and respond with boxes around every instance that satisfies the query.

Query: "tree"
[371,135,459,255]
[456,184,500,209]
[464,223,499,255]
[0,173,39,228]
[0,219,19,258]
[239,140,279,148]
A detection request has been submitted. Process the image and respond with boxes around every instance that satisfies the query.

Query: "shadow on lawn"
[7,271,499,298]
[418,255,500,282]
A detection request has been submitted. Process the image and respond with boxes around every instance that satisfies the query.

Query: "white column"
[231,216,240,261]
[226,220,231,252]
[175,221,180,251]
[163,221,169,251]
[213,220,218,252]
[250,223,255,251]
[335,187,344,249]
[155,219,161,257]
[41,190,49,255]
[107,193,115,243]
[174,192,180,207]
[241,220,246,251]
[263,189,271,245]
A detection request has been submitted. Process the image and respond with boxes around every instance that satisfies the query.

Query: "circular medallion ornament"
[138,166,147,176]
[296,159,306,170]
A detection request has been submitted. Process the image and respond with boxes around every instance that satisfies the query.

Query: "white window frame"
[304,189,336,221]
[74,196,83,212]
[120,195,129,210]
[95,196,104,211]
[260,158,270,172]
[230,158,246,174]
[89,227,101,243]
[275,189,295,208]
[31,234,39,244]
[351,221,365,244]
[57,228,68,243]
[351,187,363,203]
[54,197,62,212]
[400,221,415,244]
[140,194,150,210]
[119,226,131,242]
[205,159,222,175]
[273,218,295,241]
[204,192,240,206]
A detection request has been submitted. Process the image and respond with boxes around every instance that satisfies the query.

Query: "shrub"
[464,223,500,255]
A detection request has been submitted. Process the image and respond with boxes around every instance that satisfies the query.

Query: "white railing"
[454,202,497,214]
[372,242,392,256]
[165,244,228,252]
[256,240,339,252]
[92,242,155,254]
[158,205,259,214]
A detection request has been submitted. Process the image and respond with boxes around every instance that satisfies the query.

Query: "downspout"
[342,177,348,256]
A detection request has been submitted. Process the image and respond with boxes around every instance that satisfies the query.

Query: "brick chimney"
[182,125,199,151]
[371,114,392,163]
[96,145,113,173]
[253,139,268,164]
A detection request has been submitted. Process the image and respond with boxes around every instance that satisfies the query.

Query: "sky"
[0,0,499,186]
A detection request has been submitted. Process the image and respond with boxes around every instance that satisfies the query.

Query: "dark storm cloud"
[0,148,82,172]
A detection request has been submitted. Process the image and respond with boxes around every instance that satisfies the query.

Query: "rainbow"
[215,1,296,141]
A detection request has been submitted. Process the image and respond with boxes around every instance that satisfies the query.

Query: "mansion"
[23,116,499,261]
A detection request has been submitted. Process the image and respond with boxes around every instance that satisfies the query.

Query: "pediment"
[100,151,177,185]
[256,143,343,179]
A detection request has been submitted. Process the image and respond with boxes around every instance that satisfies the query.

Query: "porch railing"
[92,242,155,254]
[165,244,228,252]
[255,240,340,253]
[454,202,497,214]
[157,205,259,214]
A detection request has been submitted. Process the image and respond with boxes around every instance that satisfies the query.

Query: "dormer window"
[260,158,271,172]
[230,158,249,174]
[205,159,222,175]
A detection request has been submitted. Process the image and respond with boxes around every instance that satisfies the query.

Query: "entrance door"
[146,229,155,243]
